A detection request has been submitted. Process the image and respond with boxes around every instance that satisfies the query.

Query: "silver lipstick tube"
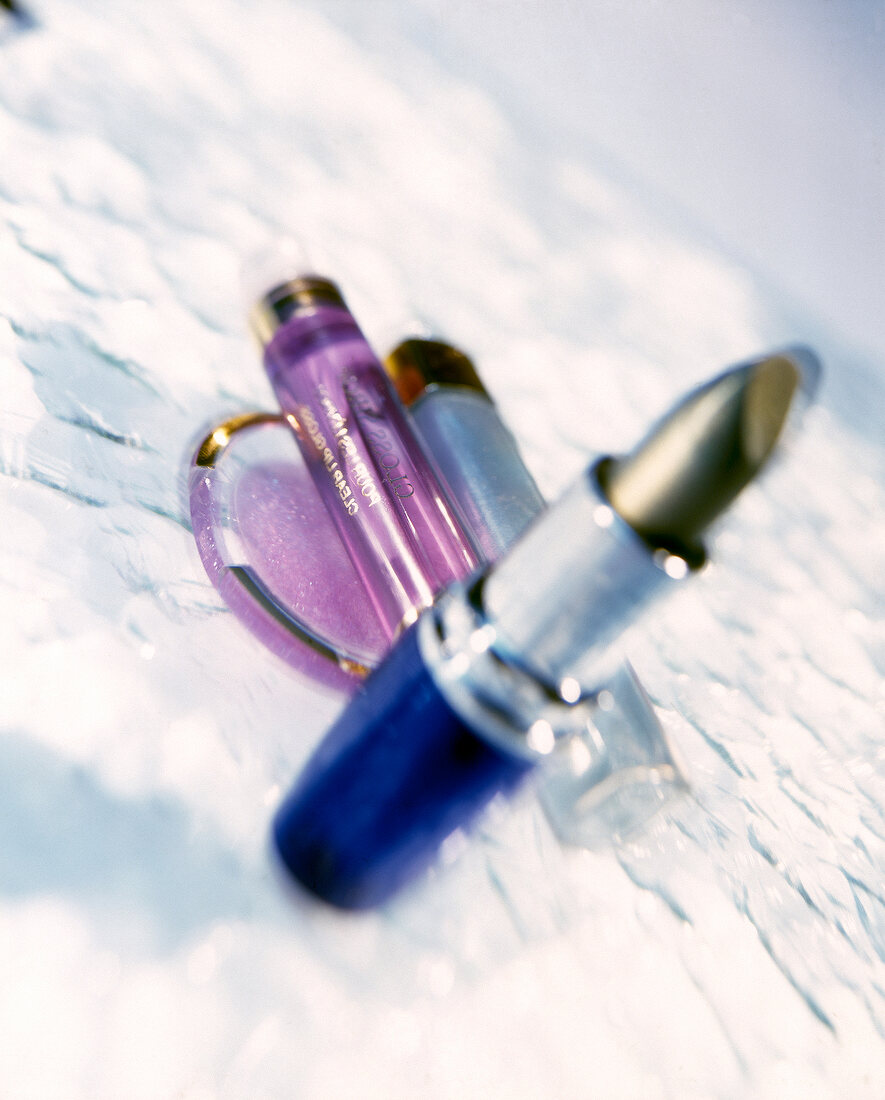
[418,461,698,843]
[484,460,705,689]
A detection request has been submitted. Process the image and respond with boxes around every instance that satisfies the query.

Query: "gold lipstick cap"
[385,338,489,407]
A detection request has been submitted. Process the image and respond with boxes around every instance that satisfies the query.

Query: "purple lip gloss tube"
[250,276,478,639]
[384,338,546,563]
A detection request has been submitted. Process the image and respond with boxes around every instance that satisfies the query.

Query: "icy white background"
[1,1,884,1097]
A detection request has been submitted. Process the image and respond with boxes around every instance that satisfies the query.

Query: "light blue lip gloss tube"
[384,338,545,563]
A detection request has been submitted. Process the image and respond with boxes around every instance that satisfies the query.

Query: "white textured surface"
[2,2,885,1097]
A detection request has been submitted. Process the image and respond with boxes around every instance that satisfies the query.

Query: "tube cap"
[385,338,489,406]
[249,276,347,347]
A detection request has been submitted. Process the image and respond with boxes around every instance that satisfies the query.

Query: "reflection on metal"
[195,412,282,468]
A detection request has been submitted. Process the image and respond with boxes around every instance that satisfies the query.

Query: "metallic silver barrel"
[409,388,545,562]
[483,461,704,691]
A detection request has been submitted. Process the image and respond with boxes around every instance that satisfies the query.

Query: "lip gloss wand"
[250,275,478,641]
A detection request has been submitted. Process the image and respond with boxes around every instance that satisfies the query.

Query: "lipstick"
[252,276,478,640]
[271,346,820,909]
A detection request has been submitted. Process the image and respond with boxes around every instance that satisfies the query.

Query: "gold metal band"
[194,411,281,467]
[249,276,346,346]
[384,338,488,407]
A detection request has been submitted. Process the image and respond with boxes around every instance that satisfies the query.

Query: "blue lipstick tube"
[273,343,819,908]
[273,463,701,908]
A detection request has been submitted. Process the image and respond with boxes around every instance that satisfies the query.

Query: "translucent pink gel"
[189,420,387,690]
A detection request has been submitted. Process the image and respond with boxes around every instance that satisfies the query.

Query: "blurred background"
[328,0,885,362]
